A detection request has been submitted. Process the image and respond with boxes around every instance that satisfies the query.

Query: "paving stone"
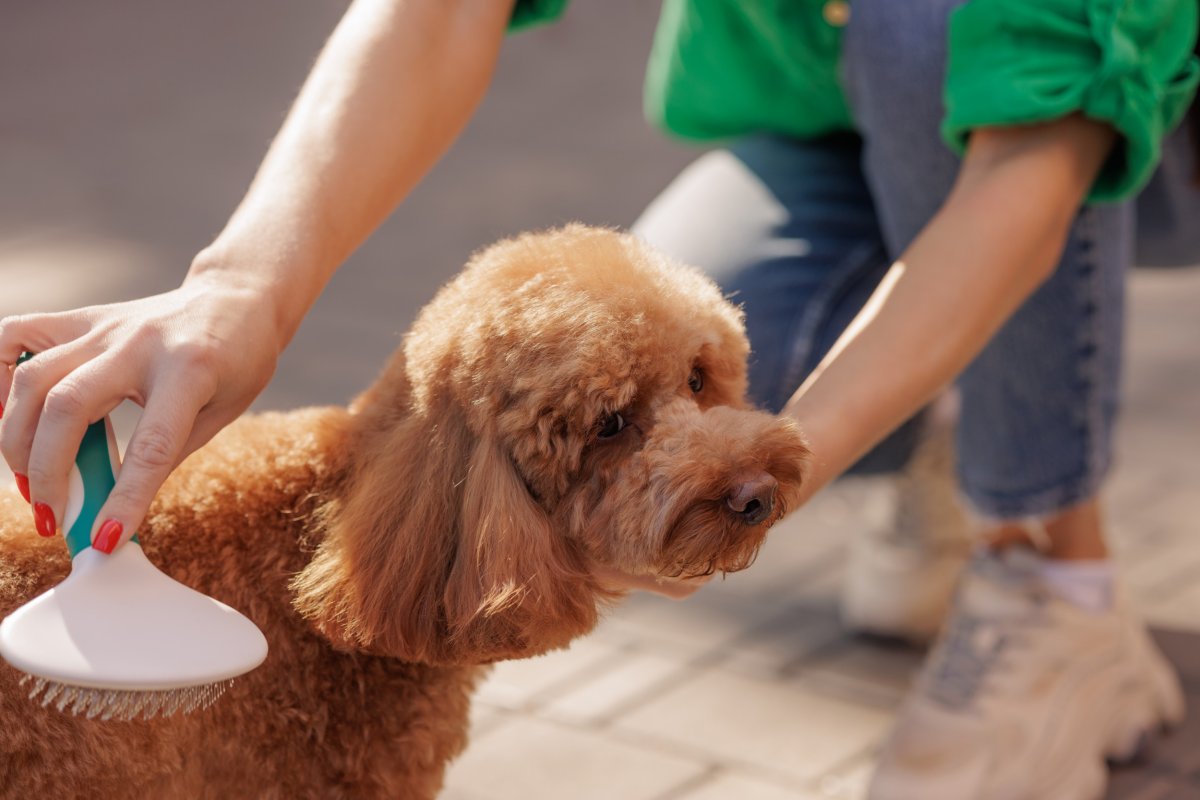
[441,717,706,800]
[1108,523,1182,571]
[1124,549,1200,608]
[754,536,850,607]
[1140,584,1200,632]
[466,697,512,739]
[1106,467,1172,517]
[814,756,876,800]
[1126,485,1200,554]
[615,668,892,784]
[677,771,824,800]
[804,479,897,533]
[541,650,688,726]
[473,637,623,711]
[795,638,926,711]
[597,583,796,661]
[698,509,850,601]
[718,598,847,681]
[593,503,854,662]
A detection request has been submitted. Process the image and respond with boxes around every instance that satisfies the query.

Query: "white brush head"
[0,543,267,692]
[0,376,268,715]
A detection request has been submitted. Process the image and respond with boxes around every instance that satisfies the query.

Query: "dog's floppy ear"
[291,396,469,662]
[442,429,597,660]
[292,367,597,664]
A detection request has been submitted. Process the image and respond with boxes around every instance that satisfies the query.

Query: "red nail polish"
[14,473,30,504]
[94,519,123,554]
[33,502,56,538]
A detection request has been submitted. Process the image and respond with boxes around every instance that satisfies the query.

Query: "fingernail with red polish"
[33,502,56,538]
[94,519,123,554]
[14,473,30,504]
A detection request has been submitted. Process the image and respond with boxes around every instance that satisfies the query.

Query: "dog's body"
[2,408,477,798]
[0,226,808,798]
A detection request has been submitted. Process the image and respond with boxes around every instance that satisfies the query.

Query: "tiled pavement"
[4,2,1200,798]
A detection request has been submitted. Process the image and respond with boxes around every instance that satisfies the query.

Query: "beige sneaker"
[841,401,973,642]
[868,548,1185,800]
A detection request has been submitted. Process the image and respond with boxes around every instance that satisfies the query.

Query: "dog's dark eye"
[688,368,704,394]
[596,412,626,439]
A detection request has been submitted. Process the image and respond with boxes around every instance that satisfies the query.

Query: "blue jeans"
[633,0,1199,520]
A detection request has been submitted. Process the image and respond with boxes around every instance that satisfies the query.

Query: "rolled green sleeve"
[510,0,570,32]
[942,0,1200,202]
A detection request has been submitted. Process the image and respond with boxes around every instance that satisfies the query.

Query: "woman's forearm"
[188,0,515,349]
[783,115,1116,501]
[0,0,516,556]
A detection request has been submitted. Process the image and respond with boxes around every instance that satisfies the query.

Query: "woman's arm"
[783,114,1116,502]
[0,0,515,551]
[192,0,517,343]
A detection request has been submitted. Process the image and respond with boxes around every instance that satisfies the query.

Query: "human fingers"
[0,312,90,365]
[90,373,209,554]
[0,312,91,420]
[0,343,98,510]
[23,351,144,538]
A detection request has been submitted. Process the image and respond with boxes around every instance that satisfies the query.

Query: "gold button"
[823,0,851,27]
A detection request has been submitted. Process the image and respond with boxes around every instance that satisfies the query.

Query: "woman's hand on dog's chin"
[591,564,713,600]
[0,273,282,552]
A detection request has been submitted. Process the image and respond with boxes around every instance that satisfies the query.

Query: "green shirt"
[513,0,1199,202]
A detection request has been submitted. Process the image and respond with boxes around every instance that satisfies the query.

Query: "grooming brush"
[0,355,268,721]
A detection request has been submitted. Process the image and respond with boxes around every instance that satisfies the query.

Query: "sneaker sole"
[1033,632,1185,800]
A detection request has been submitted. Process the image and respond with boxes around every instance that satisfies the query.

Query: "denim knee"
[955,205,1130,518]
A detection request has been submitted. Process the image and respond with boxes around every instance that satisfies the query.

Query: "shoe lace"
[924,599,1045,711]
[926,614,1007,710]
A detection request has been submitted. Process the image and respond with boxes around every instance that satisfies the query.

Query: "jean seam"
[961,207,1111,519]
[1076,207,1110,487]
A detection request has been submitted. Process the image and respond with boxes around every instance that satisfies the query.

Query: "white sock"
[1039,559,1115,612]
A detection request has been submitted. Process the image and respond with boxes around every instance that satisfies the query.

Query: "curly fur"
[0,225,809,798]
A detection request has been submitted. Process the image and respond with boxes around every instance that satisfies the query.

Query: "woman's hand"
[0,273,281,552]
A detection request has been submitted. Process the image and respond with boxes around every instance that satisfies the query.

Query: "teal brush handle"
[66,419,125,558]
[16,351,137,558]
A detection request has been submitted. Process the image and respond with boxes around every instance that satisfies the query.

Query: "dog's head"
[293,225,808,664]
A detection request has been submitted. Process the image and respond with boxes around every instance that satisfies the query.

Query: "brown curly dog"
[0,225,808,799]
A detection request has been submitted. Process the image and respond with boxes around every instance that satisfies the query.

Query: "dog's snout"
[725,473,777,525]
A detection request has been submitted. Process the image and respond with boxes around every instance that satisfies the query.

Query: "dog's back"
[0,407,479,799]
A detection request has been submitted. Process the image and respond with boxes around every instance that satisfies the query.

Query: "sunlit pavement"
[4,3,1198,798]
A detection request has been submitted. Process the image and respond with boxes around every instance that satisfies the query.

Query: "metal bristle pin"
[19,674,235,721]
[0,351,268,722]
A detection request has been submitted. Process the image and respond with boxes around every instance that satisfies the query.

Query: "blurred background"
[3,2,1199,798]
[0,0,693,406]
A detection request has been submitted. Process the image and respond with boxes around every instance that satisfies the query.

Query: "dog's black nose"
[725,473,777,525]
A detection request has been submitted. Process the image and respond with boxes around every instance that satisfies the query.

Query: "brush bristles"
[19,674,232,721]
